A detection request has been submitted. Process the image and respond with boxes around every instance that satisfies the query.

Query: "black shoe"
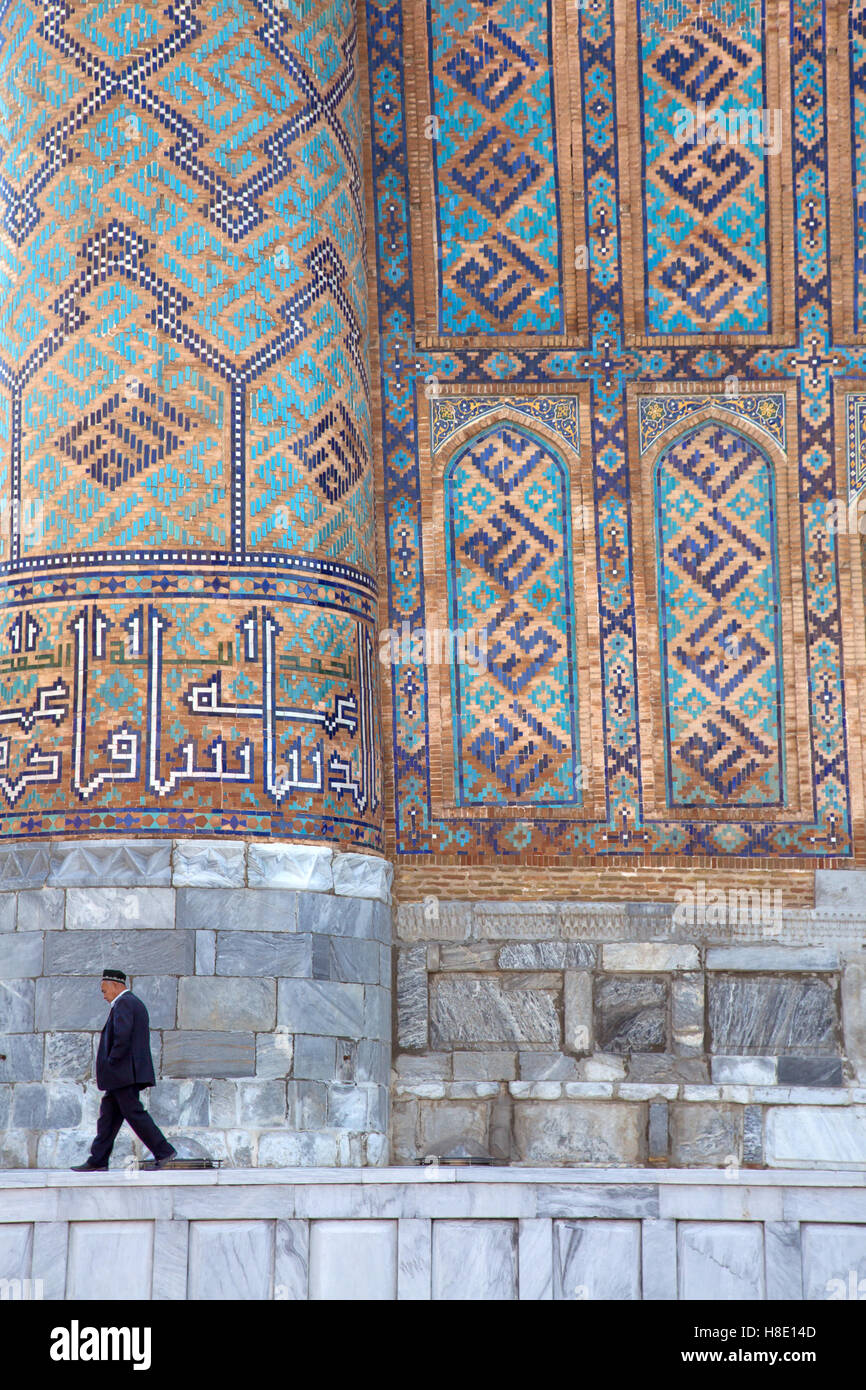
[152,1146,178,1169]
[70,1162,108,1172]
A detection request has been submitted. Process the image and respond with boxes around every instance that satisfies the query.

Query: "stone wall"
[2,1168,866,1300]
[0,841,392,1169]
[393,888,866,1168]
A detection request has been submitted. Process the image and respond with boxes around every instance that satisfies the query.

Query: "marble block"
[16,889,64,932]
[0,1033,43,1082]
[766,1106,866,1166]
[177,888,297,933]
[397,946,428,1050]
[188,1220,274,1300]
[0,1223,33,1283]
[46,928,194,977]
[514,1101,642,1165]
[162,1031,256,1078]
[178,977,275,1031]
[678,1223,765,1300]
[248,844,333,892]
[594,975,668,1053]
[215,931,312,978]
[173,841,246,888]
[432,1220,517,1301]
[49,841,171,887]
[274,1220,309,1301]
[708,975,838,1053]
[67,1222,154,1301]
[430,976,559,1046]
[0,933,43,977]
[554,1220,641,1301]
[642,1219,678,1301]
[332,852,393,902]
[801,1223,866,1301]
[397,1218,431,1300]
[65,887,175,931]
[310,1220,397,1300]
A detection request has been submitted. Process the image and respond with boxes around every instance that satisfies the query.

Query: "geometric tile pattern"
[366,0,852,864]
[639,394,785,455]
[655,421,784,809]
[0,0,381,845]
[427,0,563,335]
[639,0,770,334]
[444,422,580,806]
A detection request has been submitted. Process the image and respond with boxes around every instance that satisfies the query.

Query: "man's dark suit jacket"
[96,991,156,1091]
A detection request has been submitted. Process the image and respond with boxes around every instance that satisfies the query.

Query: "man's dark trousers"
[90,1086,173,1166]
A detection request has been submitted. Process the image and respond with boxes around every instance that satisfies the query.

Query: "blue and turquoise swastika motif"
[655,421,784,809]
[639,0,771,334]
[444,422,581,806]
[428,0,564,335]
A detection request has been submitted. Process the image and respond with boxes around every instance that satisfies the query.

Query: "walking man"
[71,969,177,1172]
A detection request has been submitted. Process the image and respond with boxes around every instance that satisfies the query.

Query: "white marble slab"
[659,1185,783,1221]
[31,1220,68,1300]
[187,1220,274,1300]
[554,1220,640,1300]
[764,1222,803,1300]
[0,1222,33,1284]
[767,1106,866,1166]
[152,1219,188,1301]
[274,1219,309,1300]
[642,1219,677,1300]
[67,1221,154,1300]
[518,1218,553,1300]
[397,1218,431,1300]
[309,1220,397,1300]
[801,1223,866,1301]
[432,1220,517,1300]
[678,1222,765,1300]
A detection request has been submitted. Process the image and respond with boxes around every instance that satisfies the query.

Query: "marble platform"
[1,1167,865,1299]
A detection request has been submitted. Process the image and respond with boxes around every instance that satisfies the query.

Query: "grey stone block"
[670,1103,741,1166]
[379,943,391,987]
[777,1056,844,1086]
[708,975,839,1054]
[564,971,592,1054]
[356,1039,390,1087]
[368,1085,389,1133]
[132,977,177,1029]
[173,841,245,887]
[371,900,392,946]
[293,1079,328,1129]
[711,1056,777,1084]
[43,1032,91,1082]
[35,977,102,1031]
[0,932,43,976]
[16,888,64,932]
[238,1080,287,1126]
[0,979,35,1032]
[12,1080,82,1129]
[518,1051,578,1081]
[162,1031,256,1078]
[207,1079,237,1127]
[215,931,312,978]
[178,977,276,1031]
[454,1051,518,1081]
[397,946,428,1050]
[296,892,374,939]
[842,962,866,1082]
[648,1101,669,1162]
[335,1039,356,1082]
[626,1053,709,1082]
[248,843,332,891]
[293,1034,336,1080]
[257,1130,338,1167]
[46,929,194,976]
[431,976,559,1046]
[255,1031,294,1079]
[595,975,668,1053]
[0,843,50,889]
[671,975,704,1056]
[0,1033,43,1082]
[277,979,364,1037]
[364,984,391,1041]
[328,1083,368,1128]
[815,868,866,912]
[0,1084,9,1129]
[195,930,215,975]
[514,1101,642,1165]
[148,1080,210,1127]
[49,840,172,886]
[743,1104,763,1166]
[0,894,15,932]
[394,1052,451,1079]
[439,943,499,970]
[499,941,566,969]
[326,935,380,984]
[65,887,175,931]
[177,887,296,932]
[706,946,839,971]
[311,934,329,980]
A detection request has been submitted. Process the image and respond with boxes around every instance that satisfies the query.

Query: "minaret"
[0,0,389,1168]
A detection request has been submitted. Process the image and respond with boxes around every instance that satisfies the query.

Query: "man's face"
[100,979,125,1002]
